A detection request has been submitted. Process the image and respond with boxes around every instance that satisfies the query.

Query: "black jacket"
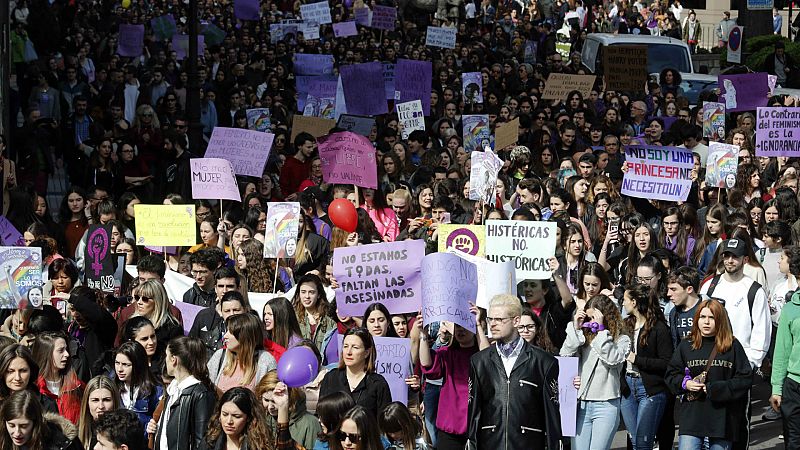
[67,292,118,382]
[665,337,752,441]
[154,382,216,450]
[319,369,392,417]
[467,342,562,450]
[188,307,225,359]
[43,413,82,450]
[182,284,216,308]
[622,320,674,396]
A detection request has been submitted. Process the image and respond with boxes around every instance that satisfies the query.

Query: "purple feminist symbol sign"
[446,228,480,256]
[88,228,109,277]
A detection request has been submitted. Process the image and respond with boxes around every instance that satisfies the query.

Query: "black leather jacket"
[154,382,216,450]
[467,342,562,450]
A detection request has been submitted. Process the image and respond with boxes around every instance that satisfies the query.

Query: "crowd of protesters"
[3,0,800,450]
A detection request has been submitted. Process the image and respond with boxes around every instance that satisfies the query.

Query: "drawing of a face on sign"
[446,229,480,256]
[284,237,298,258]
[26,286,43,309]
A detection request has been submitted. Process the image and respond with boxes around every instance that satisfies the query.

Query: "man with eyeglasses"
[699,238,771,449]
[183,248,225,308]
[467,294,561,450]
[189,268,244,358]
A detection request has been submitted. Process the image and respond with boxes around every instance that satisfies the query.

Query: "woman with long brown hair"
[32,331,85,424]
[291,274,336,352]
[666,299,752,449]
[207,313,277,394]
[237,238,282,293]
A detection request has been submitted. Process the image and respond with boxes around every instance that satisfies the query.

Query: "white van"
[581,34,694,77]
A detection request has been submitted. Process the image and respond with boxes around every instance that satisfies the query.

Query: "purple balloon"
[344,0,353,8]
[277,347,320,388]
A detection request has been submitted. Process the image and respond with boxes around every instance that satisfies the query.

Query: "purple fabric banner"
[718,72,770,113]
[317,131,378,188]
[371,5,397,30]
[234,0,260,20]
[395,59,432,115]
[117,24,144,57]
[340,62,387,116]
[333,240,426,317]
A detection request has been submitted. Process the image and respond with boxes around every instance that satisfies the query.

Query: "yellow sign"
[134,205,197,246]
[437,225,486,258]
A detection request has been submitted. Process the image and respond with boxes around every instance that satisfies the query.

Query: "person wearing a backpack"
[698,238,772,450]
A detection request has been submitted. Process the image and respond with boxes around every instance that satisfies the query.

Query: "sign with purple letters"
[300,1,333,25]
[755,107,800,156]
[333,21,358,37]
[421,253,478,333]
[234,0,260,20]
[333,240,426,317]
[340,62,387,116]
[205,127,274,177]
[383,63,395,100]
[557,356,579,437]
[190,158,241,202]
[355,7,371,26]
[621,145,693,201]
[317,131,378,188]
[371,5,397,30]
[718,73,770,112]
[395,59,432,115]
[117,24,144,57]
[294,54,335,76]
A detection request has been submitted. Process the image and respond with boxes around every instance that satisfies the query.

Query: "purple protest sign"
[755,107,800,156]
[0,217,24,247]
[395,59,432,115]
[174,301,205,335]
[294,54,335,76]
[383,63,395,100]
[421,253,478,333]
[718,72,770,112]
[190,158,242,201]
[317,131,378,188]
[337,335,410,404]
[234,0,260,20]
[556,356,579,436]
[172,34,205,61]
[355,7,371,26]
[333,21,358,37]
[340,62,387,116]
[333,240,425,317]
[117,24,144,57]
[85,225,115,292]
[205,127,274,177]
[371,5,397,30]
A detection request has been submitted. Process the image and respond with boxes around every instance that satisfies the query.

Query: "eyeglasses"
[636,275,657,283]
[487,317,514,324]
[517,324,536,332]
[337,432,360,444]
[133,295,153,302]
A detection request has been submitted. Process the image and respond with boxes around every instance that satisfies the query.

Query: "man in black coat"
[467,294,562,450]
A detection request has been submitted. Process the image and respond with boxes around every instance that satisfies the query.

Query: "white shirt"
[699,275,772,368]
[465,2,476,19]
[671,3,684,21]
[496,336,524,377]
[159,375,200,450]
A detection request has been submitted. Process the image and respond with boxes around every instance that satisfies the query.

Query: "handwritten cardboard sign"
[425,26,456,49]
[621,145,693,201]
[603,46,647,92]
[494,117,519,151]
[190,158,241,202]
[541,73,596,100]
[755,107,800,156]
[421,253,478,333]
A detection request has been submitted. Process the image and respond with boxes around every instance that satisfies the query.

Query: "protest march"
[3,0,800,449]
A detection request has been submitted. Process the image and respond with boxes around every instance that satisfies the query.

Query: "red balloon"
[329,198,358,233]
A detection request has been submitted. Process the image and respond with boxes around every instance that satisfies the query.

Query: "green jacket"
[772,291,800,395]
[299,312,336,353]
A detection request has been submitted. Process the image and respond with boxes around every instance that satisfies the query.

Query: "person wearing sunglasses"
[467,294,562,450]
[116,280,183,355]
[331,405,383,450]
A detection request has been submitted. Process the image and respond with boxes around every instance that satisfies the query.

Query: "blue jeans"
[423,382,441,447]
[620,375,668,450]
[573,398,620,450]
[679,435,732,450]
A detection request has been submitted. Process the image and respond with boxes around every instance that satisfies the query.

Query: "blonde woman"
[115,279,183,353]
[207,313,277,393]
[77,376,119,450]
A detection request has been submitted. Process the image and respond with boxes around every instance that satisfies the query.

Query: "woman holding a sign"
[319,327,391,417]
